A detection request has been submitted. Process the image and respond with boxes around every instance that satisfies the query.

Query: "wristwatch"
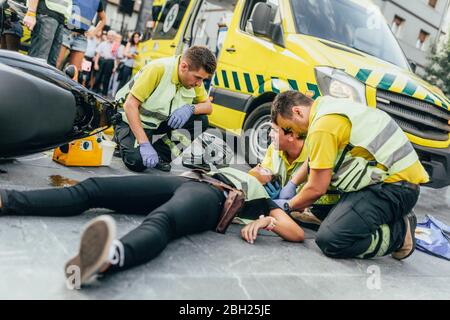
[283,201,292,213]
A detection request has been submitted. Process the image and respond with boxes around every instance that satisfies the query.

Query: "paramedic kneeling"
[272,91,429,260]
[114,46,216,172]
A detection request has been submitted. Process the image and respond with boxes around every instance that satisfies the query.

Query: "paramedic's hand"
[24,14,37,31]
[139,142,159,168]
[241,215,277,244]
[264,181,281,199]
[168,104,194,129]
[279,180,297,199]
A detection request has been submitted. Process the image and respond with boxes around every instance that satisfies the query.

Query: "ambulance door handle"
[170,43,176,48]
[226,46,236,53]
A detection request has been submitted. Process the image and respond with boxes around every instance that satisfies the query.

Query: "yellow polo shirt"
[130,56,208,104]
[306,100,429,185]
[261,144,308,181]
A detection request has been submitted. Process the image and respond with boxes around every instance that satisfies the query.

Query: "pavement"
[0,151,449,300]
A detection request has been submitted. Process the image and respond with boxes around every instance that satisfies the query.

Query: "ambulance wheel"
[241,102,272,167]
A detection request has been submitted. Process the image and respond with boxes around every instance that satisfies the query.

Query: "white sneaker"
[64,215,124,286]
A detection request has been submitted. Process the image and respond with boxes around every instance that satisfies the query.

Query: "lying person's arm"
[241,208,304,244]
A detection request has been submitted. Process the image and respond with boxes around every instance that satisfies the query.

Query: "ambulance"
[136,0,450,188]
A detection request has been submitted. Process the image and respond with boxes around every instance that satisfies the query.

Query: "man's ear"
[179,60,189,72]
[292,106,304,119]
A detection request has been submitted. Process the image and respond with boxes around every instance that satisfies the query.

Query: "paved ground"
[0,151,449,300]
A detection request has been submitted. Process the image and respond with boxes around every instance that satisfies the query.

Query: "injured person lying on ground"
[0,166,305,287]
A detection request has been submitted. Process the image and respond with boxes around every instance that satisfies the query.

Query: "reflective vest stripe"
[71,13,93,26]
[384,140,416,169]
[138,107,168,121]
[366,119,398,155]
[44,0,72,18]
[311,96,419,192]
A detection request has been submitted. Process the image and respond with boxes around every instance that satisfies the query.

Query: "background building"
[104,0,143,35]
[372,0,450,75]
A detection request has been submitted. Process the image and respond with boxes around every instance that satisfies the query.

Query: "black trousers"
[0,175,226,271]
[315,183,420,259]
[93,58,115,95]
[118,65,133,92]
[114,115,209,172]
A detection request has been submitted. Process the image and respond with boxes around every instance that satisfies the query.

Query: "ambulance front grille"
[376,90,450,141]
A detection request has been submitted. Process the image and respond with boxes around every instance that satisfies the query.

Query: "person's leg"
[4,34,20,51]
[101,59,114,96]
[0,175,188,217]
[56,45,69,70]
[56,29,71,69]
[47,22,64,67]
[28,15,59,62]
[118,66,132,91]
[93,58,105,93]
[82,56,93,87]
[0,34,6,49]
[110,180,225,271]
[68,34,87,72]
[315,183,419,259]
[114,119,148,172]
[64,180,224,285]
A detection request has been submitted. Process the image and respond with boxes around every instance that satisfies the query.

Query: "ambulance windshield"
[291,0,410,69]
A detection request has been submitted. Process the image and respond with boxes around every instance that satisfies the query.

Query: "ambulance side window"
[190,0,236,56]
[240,0,281,37]
[153,0,191,40]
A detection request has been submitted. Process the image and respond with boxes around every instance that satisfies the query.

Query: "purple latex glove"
[168,104,195,129]
[279,181,298,199]
[139,142,159,168]
[274,199,289,210]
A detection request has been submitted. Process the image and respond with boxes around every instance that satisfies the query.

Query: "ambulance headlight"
[315,67,367,105]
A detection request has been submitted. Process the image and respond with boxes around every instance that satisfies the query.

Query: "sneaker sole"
[64,215,116,285]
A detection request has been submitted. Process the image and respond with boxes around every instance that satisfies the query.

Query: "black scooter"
[0,0,119,158]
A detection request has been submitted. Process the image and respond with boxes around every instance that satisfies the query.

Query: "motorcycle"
[0,0,119,158]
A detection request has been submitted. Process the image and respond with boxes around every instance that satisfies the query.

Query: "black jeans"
[114,115,209,172]
[315,183,420,259]
[0,175,226,271]
[93,58,115,95]
[118,65,133,92]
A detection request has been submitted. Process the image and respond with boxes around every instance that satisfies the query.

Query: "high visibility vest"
[310,96,419,193]
[42,0,72,19]
[270,146,303,187]
[68,0,100,31]
[270,145,339,206]
[212,167,270,202]
[116,56,196,129]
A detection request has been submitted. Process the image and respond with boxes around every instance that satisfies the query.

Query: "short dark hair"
[271,91,314,124]
[183,46,217,75]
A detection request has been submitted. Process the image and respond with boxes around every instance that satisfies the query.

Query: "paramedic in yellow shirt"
[114,46,216,172]
[271,91,429,261]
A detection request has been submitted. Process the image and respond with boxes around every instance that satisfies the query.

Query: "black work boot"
[155,158,172,172]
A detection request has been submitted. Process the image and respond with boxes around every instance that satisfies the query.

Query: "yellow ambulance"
[136,0,450,188]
